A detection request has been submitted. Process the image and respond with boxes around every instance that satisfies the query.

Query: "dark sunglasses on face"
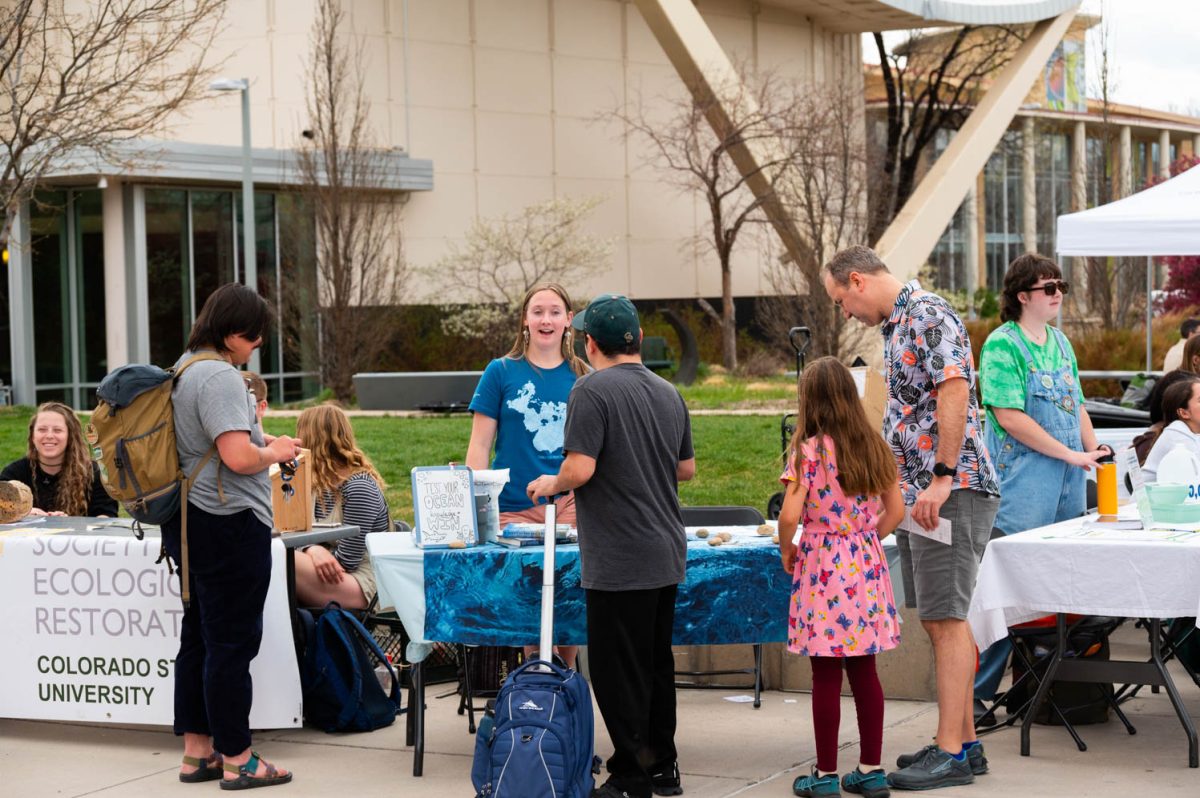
[1026,280,1069,297]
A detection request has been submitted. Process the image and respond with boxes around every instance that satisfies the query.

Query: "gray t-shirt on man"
[172,351,273,529]
[563,363,694,591]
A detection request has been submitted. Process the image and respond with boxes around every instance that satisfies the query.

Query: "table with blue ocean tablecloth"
[368,526,796,662]
[368,524,903,776]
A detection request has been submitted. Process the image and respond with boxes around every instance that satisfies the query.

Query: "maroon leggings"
[810,654,884,773]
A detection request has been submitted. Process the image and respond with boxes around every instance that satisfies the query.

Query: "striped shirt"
[314,472,390,573]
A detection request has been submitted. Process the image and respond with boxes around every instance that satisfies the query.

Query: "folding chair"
[975,614,1135,752]
[675,505,767,708]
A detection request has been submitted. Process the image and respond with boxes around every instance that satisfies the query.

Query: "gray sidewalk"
[3,628,1199,797]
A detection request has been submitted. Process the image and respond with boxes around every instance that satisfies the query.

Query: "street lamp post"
[210,77,260,373]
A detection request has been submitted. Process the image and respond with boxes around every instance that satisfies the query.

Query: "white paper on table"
[898,507,952,545]
[723,695,756,703]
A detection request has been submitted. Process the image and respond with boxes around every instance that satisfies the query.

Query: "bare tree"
[870,25,1023,244]
[284,0,405,402]
[432,195,611,353]
[761,84,872,362]
[613,67,808,372]
[0,0,225,237]
[1076,7,1141,330]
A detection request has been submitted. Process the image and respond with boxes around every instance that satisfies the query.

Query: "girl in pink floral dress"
[779,357,903,798]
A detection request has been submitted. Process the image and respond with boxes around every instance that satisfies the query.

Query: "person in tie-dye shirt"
[822,245,999,792]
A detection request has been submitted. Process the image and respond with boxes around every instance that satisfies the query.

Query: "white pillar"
[102,180,130,371]
[1159,129,1171,178]
[6,203,36,405]
[1022,116,1037,253]
[964,181,979,298]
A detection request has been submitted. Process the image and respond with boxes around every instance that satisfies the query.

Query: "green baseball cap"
[572,293,640,349]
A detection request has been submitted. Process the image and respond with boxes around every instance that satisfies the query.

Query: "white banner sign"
[0,533,301,727]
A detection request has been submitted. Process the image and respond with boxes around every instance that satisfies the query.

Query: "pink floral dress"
[779,435,900,657]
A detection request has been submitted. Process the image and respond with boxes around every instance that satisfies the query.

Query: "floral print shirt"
[882,280,998,504]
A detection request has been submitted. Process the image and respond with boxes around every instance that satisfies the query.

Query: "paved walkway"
[3,628,1198,796]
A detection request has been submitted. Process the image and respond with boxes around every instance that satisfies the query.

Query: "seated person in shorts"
[293,404,389,609]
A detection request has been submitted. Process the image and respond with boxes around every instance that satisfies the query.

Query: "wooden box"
[270,450,313,532]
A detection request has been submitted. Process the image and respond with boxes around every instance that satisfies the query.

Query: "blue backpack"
[302,603,400,733]
[471,659,598,798]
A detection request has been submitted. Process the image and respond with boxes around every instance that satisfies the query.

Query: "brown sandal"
[220,751,292,791]
[179,752,223,783]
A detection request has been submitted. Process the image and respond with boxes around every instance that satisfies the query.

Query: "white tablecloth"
[968,514,1200,648]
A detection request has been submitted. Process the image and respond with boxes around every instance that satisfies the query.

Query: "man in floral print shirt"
[823,245,1000,792]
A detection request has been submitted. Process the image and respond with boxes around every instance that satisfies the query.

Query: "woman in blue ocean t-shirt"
[466,283,588,668]
[466,283,588,522]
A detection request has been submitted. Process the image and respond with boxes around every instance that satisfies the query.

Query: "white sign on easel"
[411,466,477,548]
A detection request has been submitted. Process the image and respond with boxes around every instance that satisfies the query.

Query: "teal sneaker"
[794,767,841,797]
[842,768,890,798]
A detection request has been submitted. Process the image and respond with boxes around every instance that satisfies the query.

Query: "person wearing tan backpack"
[166,283,302,790]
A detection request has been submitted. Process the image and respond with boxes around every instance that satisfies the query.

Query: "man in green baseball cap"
[570,293,641,352]
[530,292,695,798]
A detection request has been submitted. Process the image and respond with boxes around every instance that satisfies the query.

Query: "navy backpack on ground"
[302,602,400,733]
[470,659,597,798]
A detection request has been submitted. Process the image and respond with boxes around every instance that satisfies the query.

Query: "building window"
[984,129,1024,290]
[1035,131,1070,259]
[28,190,107,408]
[142,187,320,403]
[928,129,973,293]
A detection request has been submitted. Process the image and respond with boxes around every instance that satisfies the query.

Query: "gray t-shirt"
[172,351,273,528]
[563,363,694,591]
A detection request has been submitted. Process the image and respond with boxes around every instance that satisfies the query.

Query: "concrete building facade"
[4,0,1079,406]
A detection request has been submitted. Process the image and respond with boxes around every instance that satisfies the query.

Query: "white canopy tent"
[1056,164,1200,370]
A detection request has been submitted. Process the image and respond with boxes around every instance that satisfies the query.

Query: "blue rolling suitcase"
[470,502,598,798]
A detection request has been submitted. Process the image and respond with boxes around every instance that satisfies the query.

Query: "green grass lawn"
[0,407,788,525]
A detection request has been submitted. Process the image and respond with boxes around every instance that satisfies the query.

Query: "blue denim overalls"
[976,324,1085,700]
[987,325,1086,534]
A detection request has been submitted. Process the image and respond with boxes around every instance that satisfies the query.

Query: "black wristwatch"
[932,461,958,479]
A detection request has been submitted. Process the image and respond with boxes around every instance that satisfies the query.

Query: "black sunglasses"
[1025,280,1069,297]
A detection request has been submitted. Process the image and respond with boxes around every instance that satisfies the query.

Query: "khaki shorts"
[895,488,999,621]
[498,492,577,526]
[347,549,377,607]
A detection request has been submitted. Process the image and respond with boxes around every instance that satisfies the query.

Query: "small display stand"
[411,465,477,548]
[270,450,312,532]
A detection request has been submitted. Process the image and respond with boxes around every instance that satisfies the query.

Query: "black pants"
[162,504,272,755]
[586,584,678,798]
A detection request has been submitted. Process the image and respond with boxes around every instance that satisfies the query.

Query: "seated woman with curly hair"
[293,404,390,610]
[0,401,118,517]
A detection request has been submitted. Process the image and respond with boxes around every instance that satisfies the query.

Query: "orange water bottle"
[1096,453,1118,517]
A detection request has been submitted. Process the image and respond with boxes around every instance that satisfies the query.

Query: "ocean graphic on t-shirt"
[506,381,566,453]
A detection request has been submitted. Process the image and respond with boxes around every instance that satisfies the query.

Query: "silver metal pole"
[539,501,556,668]
[1146,256,1153,372]
[240,82,261,373]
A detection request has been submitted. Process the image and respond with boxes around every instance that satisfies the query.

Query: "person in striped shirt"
[293,404,390,609]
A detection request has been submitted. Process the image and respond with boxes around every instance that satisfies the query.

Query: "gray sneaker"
[896,743,987,776]
[887,746,974,791]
